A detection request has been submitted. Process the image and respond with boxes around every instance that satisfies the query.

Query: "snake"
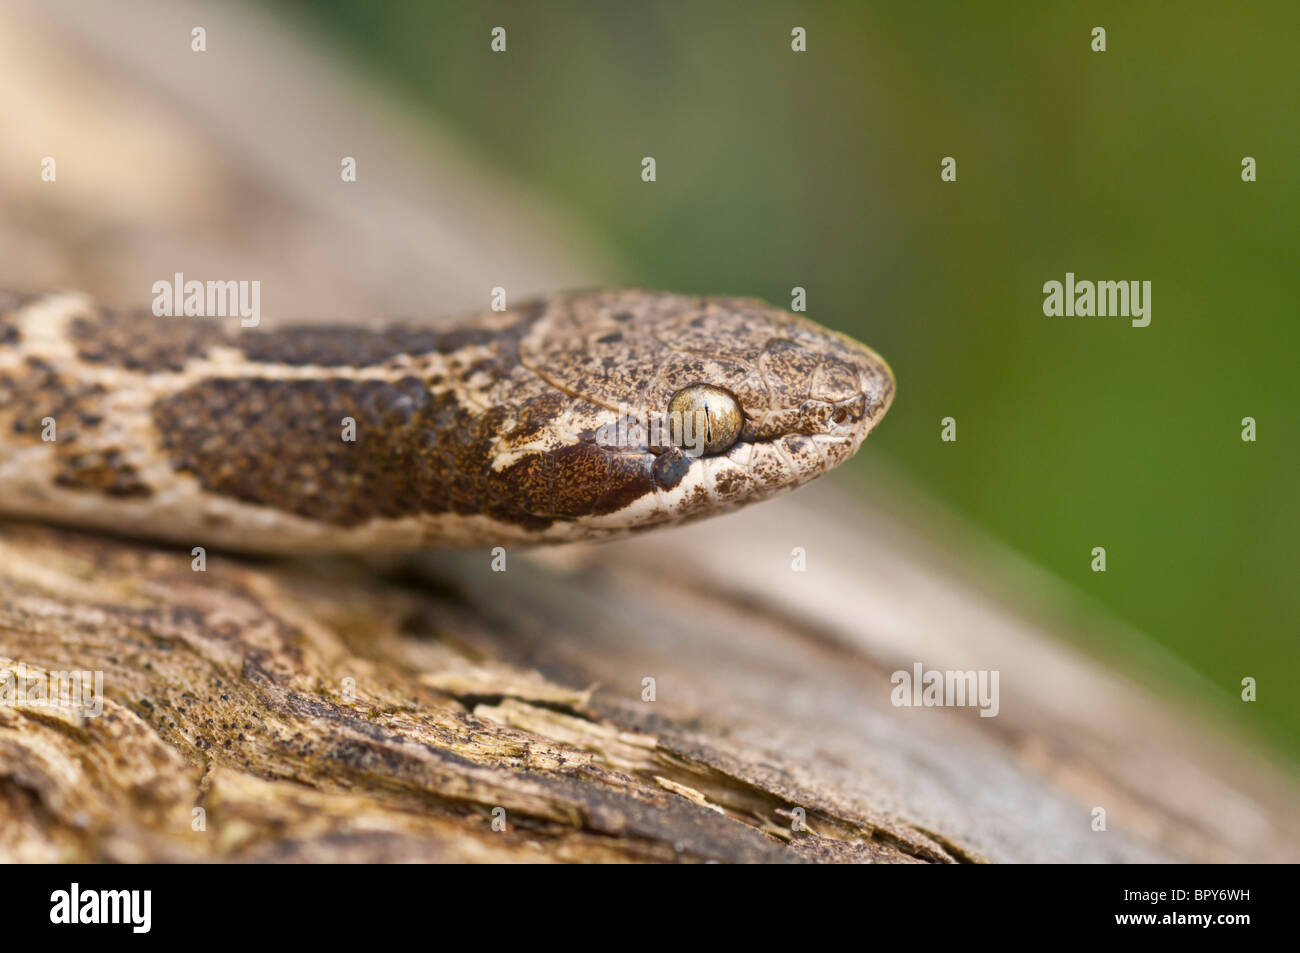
[0,288,894,552]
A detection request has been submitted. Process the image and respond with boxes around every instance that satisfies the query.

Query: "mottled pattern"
[0,358,106,441]
[155,378,564,530]
[53,448,151,497]
[0,290,895,551]
[234,306,543,367]
[72,309,225,372]
[0,355,148,496]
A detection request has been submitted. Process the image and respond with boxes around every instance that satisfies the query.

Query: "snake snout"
[805,334,895,449]
[844,340,896,438]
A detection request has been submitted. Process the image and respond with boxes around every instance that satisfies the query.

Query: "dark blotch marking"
[238,326,499,367]
[72,309,226,372]
[69,297,551,372]
[501,390,568,446]
[153,373,654,528]
[651,447,692,490]
[0,357,107,442]
[592,450,655,513]
[493,443,654,522]
[235,298,548,368]
[156,377,440,524]
[55,450,152,497]
[713,469,748,496]
[0,355,148,496]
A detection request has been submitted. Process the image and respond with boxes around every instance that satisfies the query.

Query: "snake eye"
[667,384,743,455]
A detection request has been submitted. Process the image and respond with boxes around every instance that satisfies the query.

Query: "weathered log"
[0,520,952,863]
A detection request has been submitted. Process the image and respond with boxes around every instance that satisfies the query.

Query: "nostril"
[831,407,849,426]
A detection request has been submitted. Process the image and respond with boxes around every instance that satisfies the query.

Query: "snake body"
[0,289,894,551]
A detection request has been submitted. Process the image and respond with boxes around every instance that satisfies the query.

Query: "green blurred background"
[268,1,1298,759]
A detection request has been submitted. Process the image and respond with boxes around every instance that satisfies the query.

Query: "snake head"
[507,290,895,540]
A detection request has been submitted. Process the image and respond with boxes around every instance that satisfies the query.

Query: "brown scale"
[71,310,226,373]
[0,356,149,495]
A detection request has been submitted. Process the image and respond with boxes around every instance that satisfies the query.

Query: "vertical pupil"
[666,384,741,456]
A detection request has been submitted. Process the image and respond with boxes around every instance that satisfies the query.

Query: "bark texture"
[0,522,966,863]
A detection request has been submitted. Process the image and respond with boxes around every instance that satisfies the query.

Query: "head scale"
[500,290,895,539]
